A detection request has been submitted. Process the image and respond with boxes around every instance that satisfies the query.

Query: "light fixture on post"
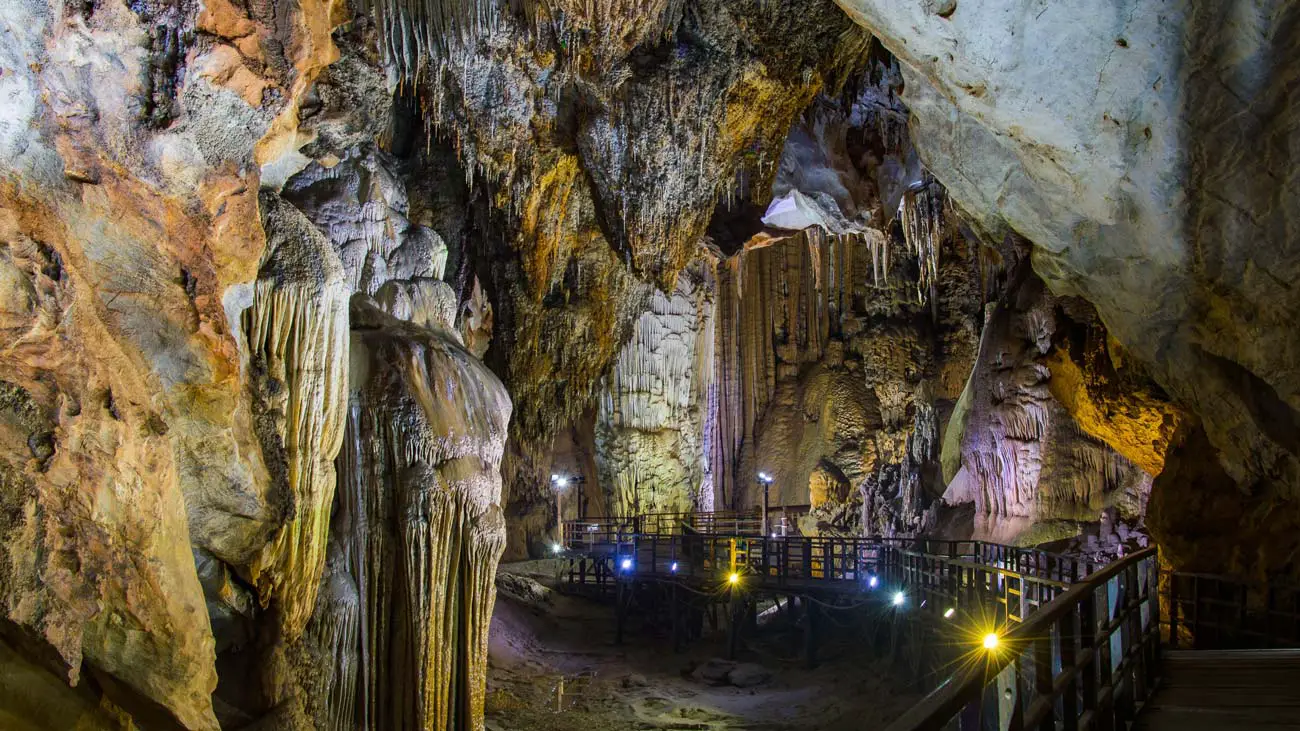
[892,591,906,607]
[551,473,570,552]
[757,471,774,537]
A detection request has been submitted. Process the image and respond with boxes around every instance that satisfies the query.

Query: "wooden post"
[671,583,682,652]
[616,580,628,645]
[1080,587,1099,722]
[1004,658,1025,731]
[1096,580,1115,731]
[1059,606,1079,730]
[1127,565,1147,711]
[727,591,743,660]
[804,598,820,669]
[1169,570,1180,649]
[958,698,982,731]
[1034,635,1053,731]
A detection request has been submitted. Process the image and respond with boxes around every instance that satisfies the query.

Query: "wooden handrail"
[1165,569,1300,649]
[883,546,1159,731]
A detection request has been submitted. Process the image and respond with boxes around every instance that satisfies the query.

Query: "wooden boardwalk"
[1133,649,1300,730]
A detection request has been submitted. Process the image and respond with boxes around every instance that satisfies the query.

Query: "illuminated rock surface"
[0,0,1295,727]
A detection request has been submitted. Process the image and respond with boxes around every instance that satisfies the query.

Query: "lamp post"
[757,471,774,537]
[551,473,568,550]
[574,475,588,519]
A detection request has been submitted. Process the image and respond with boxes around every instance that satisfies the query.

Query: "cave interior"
[0,0,1298,728]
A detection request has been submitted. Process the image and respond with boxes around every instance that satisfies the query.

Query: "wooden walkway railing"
[1166,571,1300,649]
[883,546,1161,731]
[559,510,763,549]
[559,515,1298,730]
[562,529,1093,629]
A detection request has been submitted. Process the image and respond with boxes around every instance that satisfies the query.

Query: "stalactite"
[365,0,500,80]
[310,296,510,731]
[706,228,862,510]
[245,193,351,640]
[899,179,944,319]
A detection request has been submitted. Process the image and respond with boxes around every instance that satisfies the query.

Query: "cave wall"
[0,0,343,722]
[834,0,1300,573]
[942,268,1181,547]
[0,0,518,724]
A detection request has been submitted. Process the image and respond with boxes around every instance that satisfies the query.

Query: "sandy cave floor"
[485,562,924,731]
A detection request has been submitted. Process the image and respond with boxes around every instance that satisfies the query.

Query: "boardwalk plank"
[1134,650,1300,730]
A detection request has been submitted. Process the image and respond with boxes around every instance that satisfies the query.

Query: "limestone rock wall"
[834,0,1300,572]
[0,0,344,721]
[0,0,518,724]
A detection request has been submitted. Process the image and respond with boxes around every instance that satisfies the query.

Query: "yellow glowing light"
[728,573,741,585]
[982,632,1000,650]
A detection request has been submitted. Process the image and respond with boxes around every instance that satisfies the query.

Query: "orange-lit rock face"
[1045,342,1181,478]
[0,191,224,730]
[0,0,345,722]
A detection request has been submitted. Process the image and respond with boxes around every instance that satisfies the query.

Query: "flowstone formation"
[595,261,717,516]
[307,295,509,731]
[941,265,1182,547]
